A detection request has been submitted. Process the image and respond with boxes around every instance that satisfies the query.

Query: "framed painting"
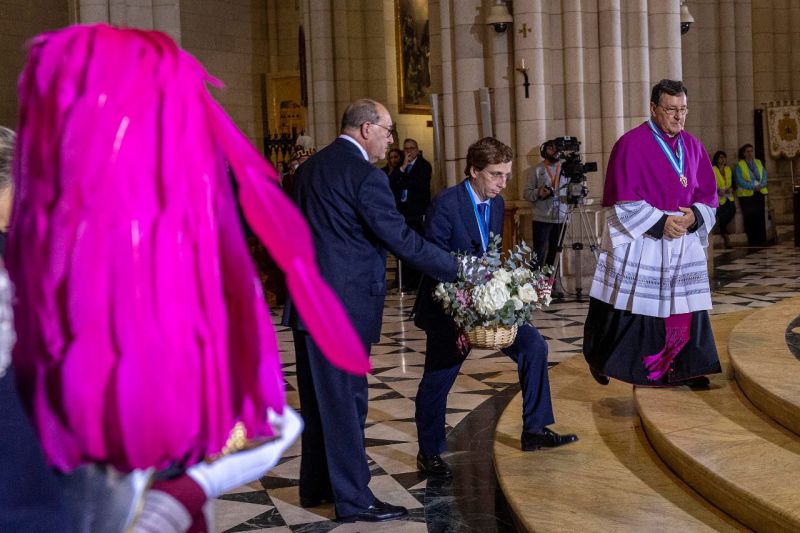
[395,0,432,114]
[266,72,304,136]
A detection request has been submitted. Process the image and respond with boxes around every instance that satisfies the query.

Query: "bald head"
[341,99,385,133]
[340,99,394,164]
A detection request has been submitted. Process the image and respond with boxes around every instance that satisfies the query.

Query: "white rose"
[511,267,531,284]
[510,296,524,311]
[493,269,512,284]
[543,293,553,306]
[473,278,511,315]
[434,283,450,305]
[518,283,538,304]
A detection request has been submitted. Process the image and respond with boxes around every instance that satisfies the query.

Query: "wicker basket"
[466,324,518,350]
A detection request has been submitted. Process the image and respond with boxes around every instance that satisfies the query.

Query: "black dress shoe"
[337,498,408,523]
[677,375,710,389]
[589,366,610,385]
[416,452,453,478]
[521,428,579,451]
[299,494,333,508]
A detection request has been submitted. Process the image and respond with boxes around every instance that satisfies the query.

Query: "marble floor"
[213,243,800,532]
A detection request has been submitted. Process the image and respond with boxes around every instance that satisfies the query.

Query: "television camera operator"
[524,138,596,266]
[524,137,597,299]
[524,140,569,271]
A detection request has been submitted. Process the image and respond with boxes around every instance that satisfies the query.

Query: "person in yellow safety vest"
[712,150,735,248]
[734,143,769,246]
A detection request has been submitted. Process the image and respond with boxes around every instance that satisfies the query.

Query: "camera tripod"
[550,202,600,301]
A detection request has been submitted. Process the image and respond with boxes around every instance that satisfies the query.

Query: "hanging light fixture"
[485,1,513,34]
[680,0,695,35]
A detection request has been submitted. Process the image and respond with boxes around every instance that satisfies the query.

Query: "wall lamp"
[680,0,695,35]
[485,1,513,33]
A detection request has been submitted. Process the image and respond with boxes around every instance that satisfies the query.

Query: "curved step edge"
[636,383,800,533]
[728,296,800,436]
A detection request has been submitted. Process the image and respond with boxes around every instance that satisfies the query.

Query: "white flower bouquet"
[433,234,553,348]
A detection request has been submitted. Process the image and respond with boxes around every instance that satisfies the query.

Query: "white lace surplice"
[590,200,716,318]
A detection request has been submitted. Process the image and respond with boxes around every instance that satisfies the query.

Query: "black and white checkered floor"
[213,244,800,532]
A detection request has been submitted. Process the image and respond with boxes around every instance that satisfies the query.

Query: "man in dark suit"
[282,99,458,523]
[390,138,432,290]
[413,137,578,478]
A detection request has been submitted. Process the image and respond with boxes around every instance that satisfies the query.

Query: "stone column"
[647,0,682,81]
[301,0,394,149]
[562,0,588,148]
[427,0,445,190]
[570,1,604,194]
[78,0,180,43]
[734,0,754,149]
[362,1,387,101]
[484,9,514,153]
[266,1,279,73]
[437,0,486,186]
[624,0,651,126]
[599,0,625,175]
[512,0,547,197]
[152,1,180,43]
[304,0,337,145]
[719,0,741,154]
[332,0,354,111]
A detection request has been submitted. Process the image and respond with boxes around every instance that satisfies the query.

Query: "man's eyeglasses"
[659,105,689,117]
[481,169,511,181]
[369,122,395,139]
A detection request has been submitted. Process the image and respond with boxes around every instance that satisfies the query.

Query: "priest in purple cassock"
[583,79,721,387]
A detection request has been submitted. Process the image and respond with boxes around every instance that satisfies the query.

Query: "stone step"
[728,296,800,436]
[493,316,748,531]
[635,307,800,532]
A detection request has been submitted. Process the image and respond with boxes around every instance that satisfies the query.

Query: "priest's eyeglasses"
[659,105,689,117]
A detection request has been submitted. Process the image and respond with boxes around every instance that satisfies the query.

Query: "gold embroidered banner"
[766,103,800,158]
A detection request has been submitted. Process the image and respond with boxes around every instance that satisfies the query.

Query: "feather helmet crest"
[9,24,369,472]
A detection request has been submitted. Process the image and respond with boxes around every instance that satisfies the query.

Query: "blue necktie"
[477,202,489,237]
[477,202,488,221]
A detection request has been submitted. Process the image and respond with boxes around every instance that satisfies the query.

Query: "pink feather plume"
[9,24,370,472]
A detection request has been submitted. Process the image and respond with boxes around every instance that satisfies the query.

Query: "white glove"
[187,406,303,499]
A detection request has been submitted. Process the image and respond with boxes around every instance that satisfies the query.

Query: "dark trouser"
[532,221,563,268]
[415,323,554,456]
[0,368,70,533]
[716,201,736,236]
[739,193,767,245]
[401,218,424,290]
[293,331,374,517]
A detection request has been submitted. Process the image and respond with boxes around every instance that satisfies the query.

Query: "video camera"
[552,136,597,205]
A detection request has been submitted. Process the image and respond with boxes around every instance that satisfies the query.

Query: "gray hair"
[0,127,14,191]
[340,99,381,132]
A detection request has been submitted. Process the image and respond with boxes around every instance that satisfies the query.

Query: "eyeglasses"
[481,169,511,181]
[659,105,689,117]
[368,122,395,139]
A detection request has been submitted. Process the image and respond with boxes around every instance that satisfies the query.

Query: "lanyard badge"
[647,119,687,187]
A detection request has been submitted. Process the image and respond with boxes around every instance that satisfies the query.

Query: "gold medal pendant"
[680,175,688,187]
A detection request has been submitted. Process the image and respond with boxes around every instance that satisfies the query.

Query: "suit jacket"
[414,179,504,334]
[391,155,432,221]
[383,165,404,207]
[282,137,456,345]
